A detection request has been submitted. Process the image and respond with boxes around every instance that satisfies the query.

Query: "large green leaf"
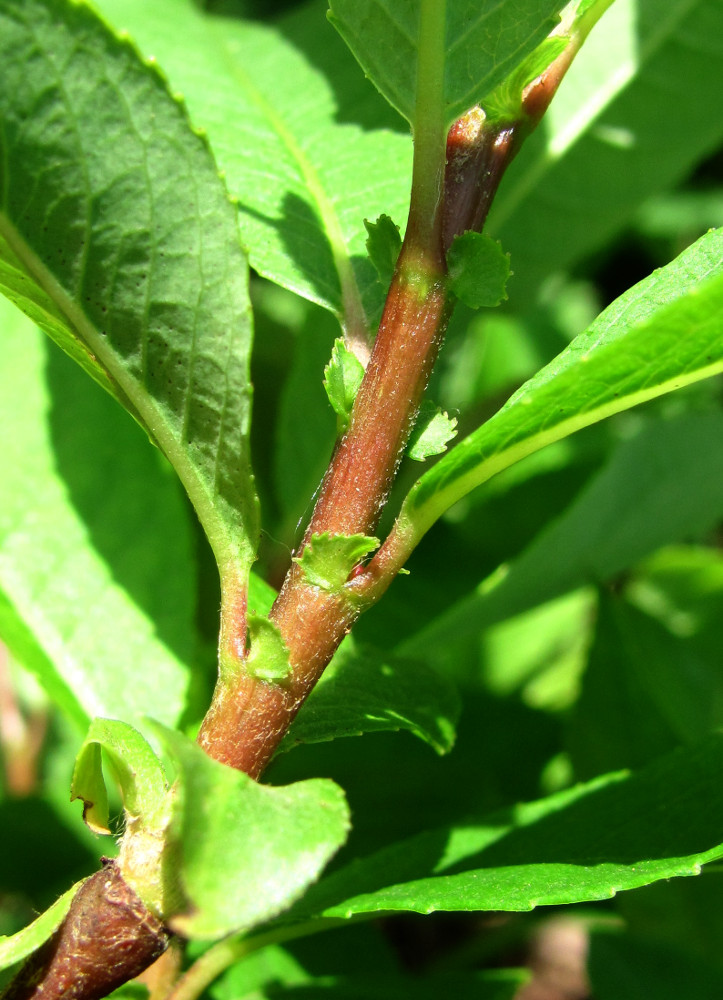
[0,0,258,580]
[394,228,723,550]
[328,0,564,126]
[0,307,194,729]
[401,410,723,672]
[282,638,460,755]
[153,725,351,940]
[293,735,723,919]
[491,0,723,301]
[95,0,412,332]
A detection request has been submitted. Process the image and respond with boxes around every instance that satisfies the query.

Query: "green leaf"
[324,339,366,435]
[210,935,527,1000]
[248,573,279,618]
[402,411,723,672]
[0,0,258,583]
[94,0,412,330]
[589,930,723,1000]
[0,306,194,729]
[398,229,723,546]
[446,233,511,309]
[570,581,723,780]
[406,401,458,462]
[274,304,338,528]
[295,735,723,919]
[328,0,564,126]
[151,725,350,940]
[282,638,460,755]
[567,594,681,780]
[246,616,293,683]
[0,881,83,973]
[70,719,168,837]
[239,972,529,1000]
[294,533,380,593]
[364,215,402,290]
[490,0,723,302]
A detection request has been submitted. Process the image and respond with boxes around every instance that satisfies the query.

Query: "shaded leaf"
[364,215,402,290]
[294,735,723,919]
[399,229,723,543]
[328,0,563,125]
[589,930,723,1000]
[282,638,459,755]
[490,0,723,302]
[402,411,723,672]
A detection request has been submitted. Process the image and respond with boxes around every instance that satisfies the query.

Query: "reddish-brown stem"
[1,861,168,1000]
[199,240,453,775]
[198,41,583,777]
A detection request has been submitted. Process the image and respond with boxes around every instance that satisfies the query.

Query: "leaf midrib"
[0,211,241,574]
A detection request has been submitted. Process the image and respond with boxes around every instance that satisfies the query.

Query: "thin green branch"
[405,0,447,257]
[166,919,353,1000]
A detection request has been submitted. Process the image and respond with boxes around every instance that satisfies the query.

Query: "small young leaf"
[0,882,83,973]
[246,616,292,683]
[406,401,458,462]
[149,724,350,940]
[364,214,402,289]
[294,533,380,593]
[282,638,460,755]
[70,719,168,836]
[446,233,511,309]
[324,339,366,434]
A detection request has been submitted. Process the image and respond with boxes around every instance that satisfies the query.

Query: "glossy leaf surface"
[95,0,412,331]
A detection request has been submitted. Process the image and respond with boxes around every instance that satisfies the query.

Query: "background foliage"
[1,0,722,996]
